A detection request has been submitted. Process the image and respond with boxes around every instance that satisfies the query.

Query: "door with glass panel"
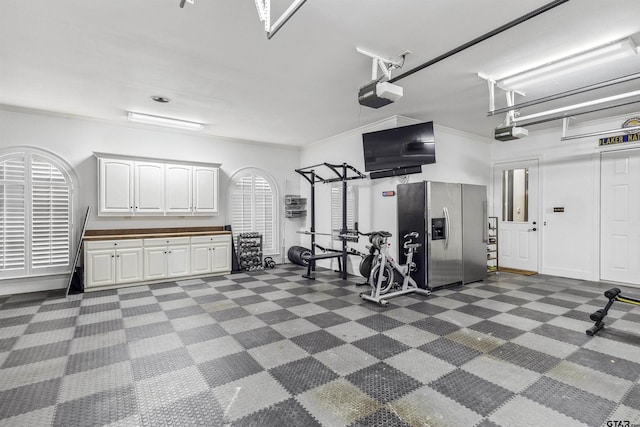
[493,159,539,272]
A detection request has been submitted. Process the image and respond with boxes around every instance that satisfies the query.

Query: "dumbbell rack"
[237,233,263,271]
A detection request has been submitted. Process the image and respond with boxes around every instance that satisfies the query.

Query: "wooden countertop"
[84,226,231,241]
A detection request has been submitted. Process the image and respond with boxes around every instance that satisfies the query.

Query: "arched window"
[0,148,74,279]
[227,168,278,255]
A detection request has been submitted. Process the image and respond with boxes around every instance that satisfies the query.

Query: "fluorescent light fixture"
[561,125,640,141]
[498,36,638,90]
[127,112,204,131]
[515,90,640,122]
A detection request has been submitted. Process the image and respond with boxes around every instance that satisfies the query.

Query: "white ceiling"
[1,0,639,146]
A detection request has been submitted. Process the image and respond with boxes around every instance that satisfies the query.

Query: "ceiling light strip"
[560,125,640,141]
[488,72,640,116]
[515,90,640,123]
[517,99,640,127]
[127,112,204,131]
[499,37,637,88]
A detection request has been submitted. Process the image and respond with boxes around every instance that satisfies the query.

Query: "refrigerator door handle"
[443,207,450,249]
[483,200,488,243]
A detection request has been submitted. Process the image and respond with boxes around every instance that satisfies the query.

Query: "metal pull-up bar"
[294,162,366,280]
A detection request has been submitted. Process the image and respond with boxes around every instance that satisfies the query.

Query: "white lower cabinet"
[84,234,231,290]
[190,235,231,275]
[143,237,190,281]
[85,240,143,289]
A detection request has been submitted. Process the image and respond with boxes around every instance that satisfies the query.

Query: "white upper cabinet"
[99,158,134,213]
[193,166,218,214]
[135,161,165,213]
[96,153,220,216]
[165,164,193,214]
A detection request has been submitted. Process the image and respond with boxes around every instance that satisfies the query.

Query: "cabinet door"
[211,240,231,273]
[190,244,212,275]
[165,164,193,214]
[116,248,143,284]
[99,159,134,214]
[85,249,116,287]
[167,245,190,277]
[193,167,218,214]
[143,247,167,280]
[135,162,165,213]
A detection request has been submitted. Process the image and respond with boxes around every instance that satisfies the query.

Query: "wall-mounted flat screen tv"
[362,121,435,172]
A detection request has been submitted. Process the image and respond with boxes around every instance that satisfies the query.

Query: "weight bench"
[303,251,343,280]
[586,287,640,336]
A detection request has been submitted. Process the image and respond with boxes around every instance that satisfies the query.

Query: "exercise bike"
[360,231,431,306]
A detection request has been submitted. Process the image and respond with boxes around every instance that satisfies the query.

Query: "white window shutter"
[229,172,276,254]
[0,151,72,278]
[0,155,26,274]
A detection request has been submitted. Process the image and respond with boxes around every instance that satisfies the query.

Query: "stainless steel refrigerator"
[397,181,487,289]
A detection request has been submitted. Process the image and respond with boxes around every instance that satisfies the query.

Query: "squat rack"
[295,162,366,279]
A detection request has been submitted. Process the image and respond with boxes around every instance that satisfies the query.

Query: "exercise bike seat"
[373,231,392,238]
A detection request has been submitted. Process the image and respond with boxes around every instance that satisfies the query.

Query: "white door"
[167,245,190,277]
[135,162,165,213]
[493,159,539,272]
[211,240,231,273]
[601,148,640,286]
[116,248,143,284]
[99,159,134,214]
[193,167,218,214]
[165,164,193,214]
[143,247,167,280]
[191,244,212,274]
[85,249,115,287]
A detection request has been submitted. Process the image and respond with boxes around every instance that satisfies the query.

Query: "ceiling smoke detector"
[151,96,171,103]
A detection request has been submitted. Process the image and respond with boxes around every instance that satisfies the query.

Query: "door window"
[502,168,528,222]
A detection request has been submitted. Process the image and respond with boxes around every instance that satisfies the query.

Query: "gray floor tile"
[489,342,561,373]
[351,333,411,360]
[346,362,422,404]
[132,347,195,381]
[418,337,482,366]
[0,377,61,418]
[65,343,129,375]
[270,356,339,395]
[3,340,71,368]
[290,330,346,354]
[430,369,514,416]
[198,351,263,388]
[54,384,137,426]
[522,376,616,426]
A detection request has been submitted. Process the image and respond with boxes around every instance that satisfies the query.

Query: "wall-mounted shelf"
[285,195,307,219]
[487,216,498,273]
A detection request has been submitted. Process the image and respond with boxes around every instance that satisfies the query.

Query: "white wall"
[299,115,492,275]
[0,107,301,294]
[490,112,640,281]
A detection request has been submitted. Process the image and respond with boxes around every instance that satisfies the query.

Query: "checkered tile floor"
[1,265,639,426]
